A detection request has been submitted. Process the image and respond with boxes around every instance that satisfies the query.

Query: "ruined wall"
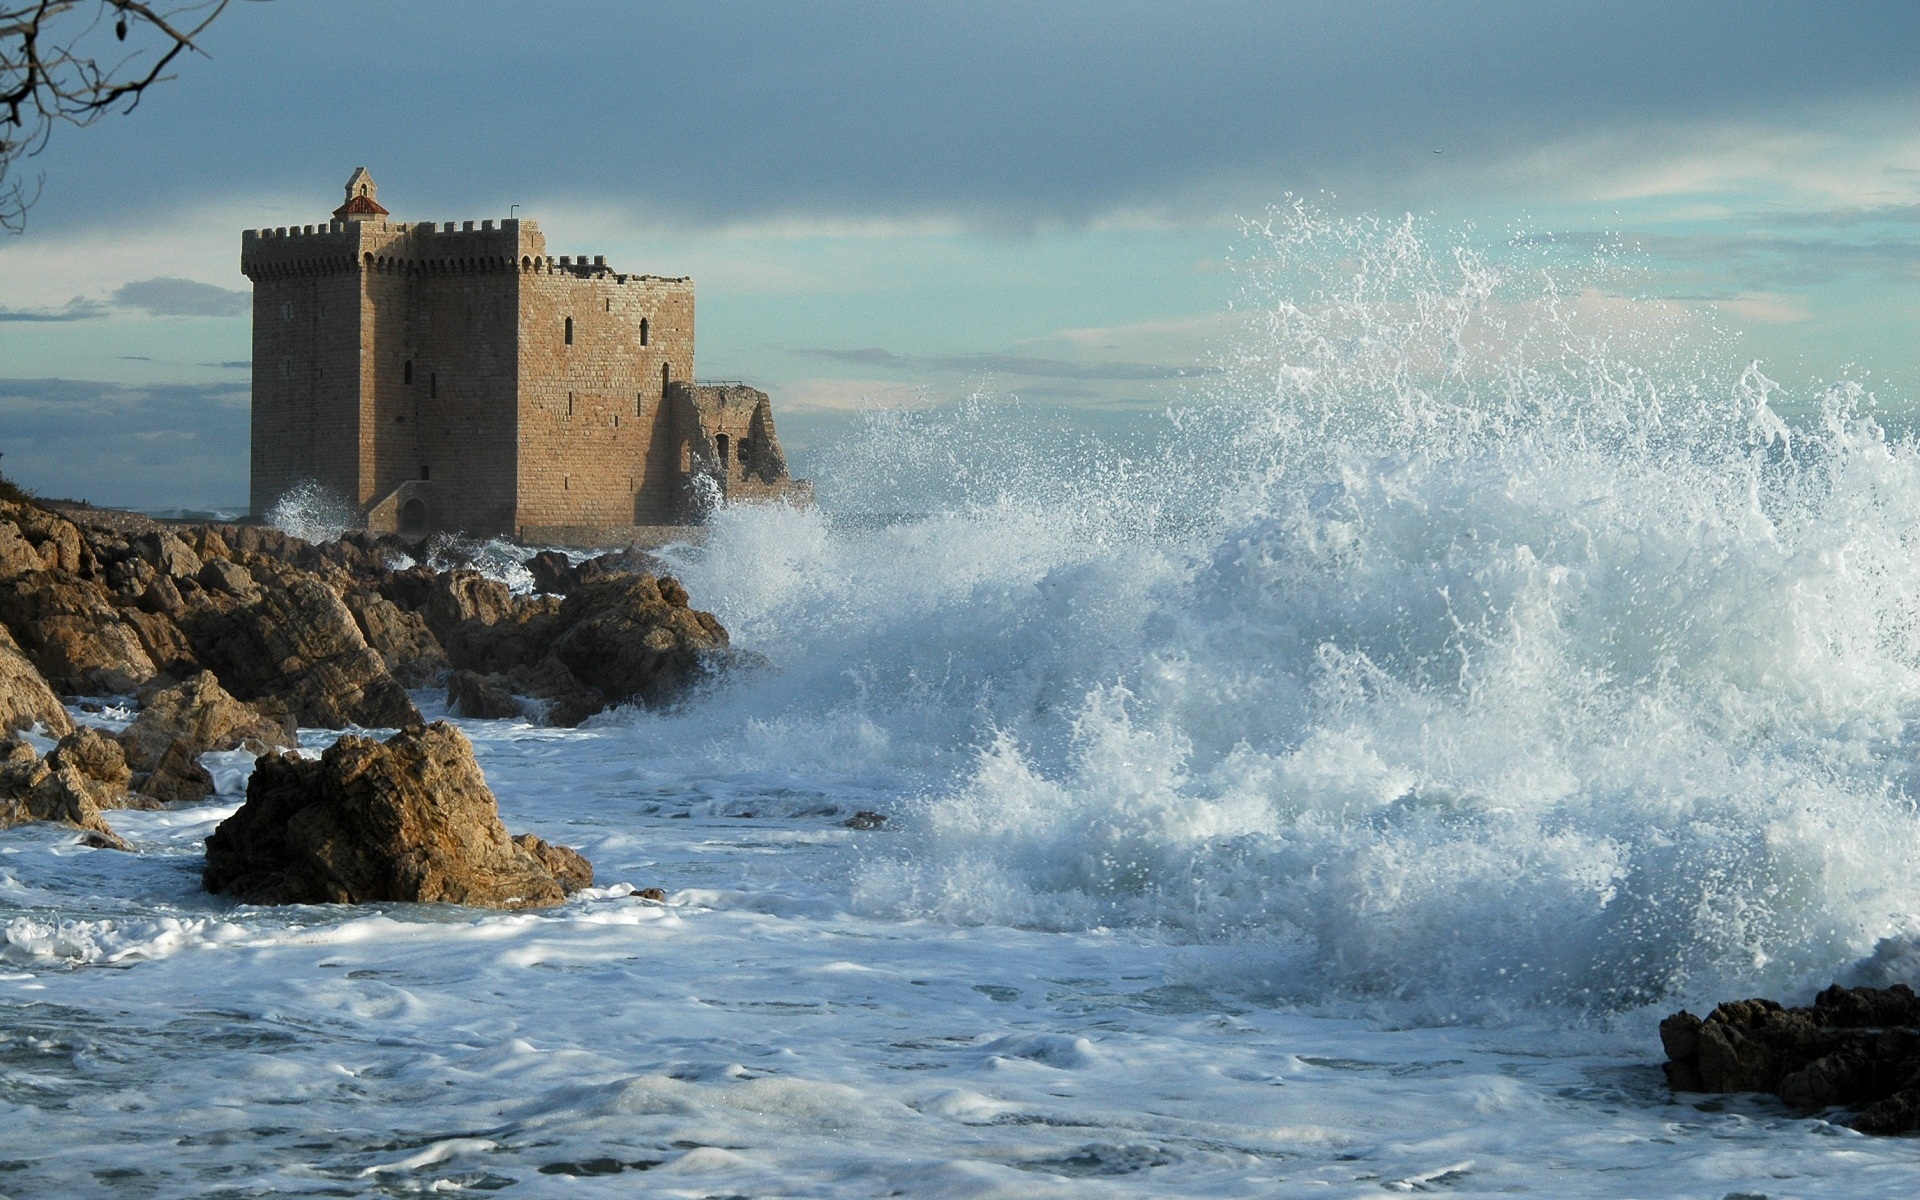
[514,259,694,532]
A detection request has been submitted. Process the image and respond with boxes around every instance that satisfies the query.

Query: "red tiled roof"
[333,194,389,218]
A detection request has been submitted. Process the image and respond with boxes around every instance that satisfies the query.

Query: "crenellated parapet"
[242,216,694,285]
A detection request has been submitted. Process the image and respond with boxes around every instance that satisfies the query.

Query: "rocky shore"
[1662,984,1920,1133]
[0,496,734,905]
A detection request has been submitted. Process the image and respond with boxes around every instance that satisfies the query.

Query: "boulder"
[133,530,202,581]
[203,720,591,908]
[446,669,522,720]
[47,726,138,808]
[0,570,157,694]
[545,574,729,710]
[524,549,575,595]
[198,557,259,601]
[0,520,42,580]
[1661,984,1920,1133]
[344,590,448,686]
[182,576,421,729]
[0,623,73,736]
[120,672,297,803]
[0,731,130,849]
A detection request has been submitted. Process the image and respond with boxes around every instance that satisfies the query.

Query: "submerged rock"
[1661,983,1920,1133]
[203,721,591,909]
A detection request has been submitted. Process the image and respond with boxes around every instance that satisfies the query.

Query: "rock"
[48,726,135,804]
[198,557,259,600]
[842,810,888,830]
[545,574,729,710]
[0,520,43,579]
[0,623,73,736]
[134,530,202,581]
[635,887,667,902]
[203,721,590,909]
[512,833,593,892]
[120,672,297,803]
[344,590,448,686]
[0,570,158,694]
[446,670,522,720]
[182,576,421,729]
[0,730,130,848]
[524,549,575,595]
[1661,983,1920,1133]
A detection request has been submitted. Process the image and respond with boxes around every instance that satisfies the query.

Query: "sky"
[0,0,1916,510]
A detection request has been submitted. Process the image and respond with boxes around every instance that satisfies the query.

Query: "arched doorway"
[400,498,428,534]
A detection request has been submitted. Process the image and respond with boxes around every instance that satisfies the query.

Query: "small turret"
[333,167,389,222]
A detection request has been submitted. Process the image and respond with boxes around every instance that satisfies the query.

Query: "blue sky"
[1,0,1916,509]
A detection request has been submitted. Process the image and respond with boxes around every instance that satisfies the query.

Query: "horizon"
[1,0,1916,510]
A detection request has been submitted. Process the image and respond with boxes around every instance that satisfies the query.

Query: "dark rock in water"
[446,669,522,720]
[0,731,130,848]
[0,623,73,737]
[1661,983,1920,1132]
[524,550,575,595]
[635,887,667,902]
[203,720,590,909]
[545,574,728,710]
[120,672,297,804]
[843,811,888,830]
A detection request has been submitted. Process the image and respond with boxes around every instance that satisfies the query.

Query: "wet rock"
[182,575,420,729]
[545,574,728,711]
[524,549,575,595]
[446,669,522,720]
[120,672,297,803]
[635,887,667,902]
[0,731,130,848]
[512,833,593,892]
[344,590,448,686]
[0,623,73,736]
[47,726,139,808]
[1661,983,1920,1133]
[203,720,590,909]
[842,810,888,830]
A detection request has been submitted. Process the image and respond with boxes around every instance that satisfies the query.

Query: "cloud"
[13,2,1920,234]
[791,346,1206,381]
[111,277,251,318]
[0,377,249,509]
[0,298,109,322]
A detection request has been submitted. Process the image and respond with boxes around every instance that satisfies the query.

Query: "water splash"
[263,479,360,544]
[647,203,1920,1016]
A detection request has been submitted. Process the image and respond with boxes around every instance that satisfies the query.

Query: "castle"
[241,169,807,543]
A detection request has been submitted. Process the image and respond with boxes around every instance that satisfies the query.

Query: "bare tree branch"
[1,0,230,232]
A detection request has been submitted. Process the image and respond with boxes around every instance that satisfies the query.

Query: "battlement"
[241,215,690,285]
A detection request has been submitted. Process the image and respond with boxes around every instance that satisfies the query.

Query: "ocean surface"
[8,209,1920,1197]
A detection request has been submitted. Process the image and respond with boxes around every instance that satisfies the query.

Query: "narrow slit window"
[420,464,430,481]
[639,318,649,346]
[429,373,437,399]
[564,317,574,345]
[403,360,413,385]
[661,362,669,394]
[567,391,575,418]
[716,433,730,471]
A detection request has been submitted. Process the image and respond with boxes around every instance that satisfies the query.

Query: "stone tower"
[241,169,806,542]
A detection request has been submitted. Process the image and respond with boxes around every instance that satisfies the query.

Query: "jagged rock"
[446,669,522,720]
[545,574,729,710]
[120,608,197,678]
[512,833,593,892]
[1661,983,1920,1133]
[524,550,575,595]
[0,731,130,849]
[203,720,590,909]
[47,726,138,807]
[198,557,259,600]
[182,576,420,729]
[0,623,73,736]
[345,590,448,686]
[0,520,43,579]
[120,672,297,803]
[0,570,157,694]
[134,530,203,580]
[843,810,888,830]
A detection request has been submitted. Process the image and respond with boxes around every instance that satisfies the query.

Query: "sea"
[5,208,1920,1197]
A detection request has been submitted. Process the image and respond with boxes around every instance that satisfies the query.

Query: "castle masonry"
[241,169,806,543]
